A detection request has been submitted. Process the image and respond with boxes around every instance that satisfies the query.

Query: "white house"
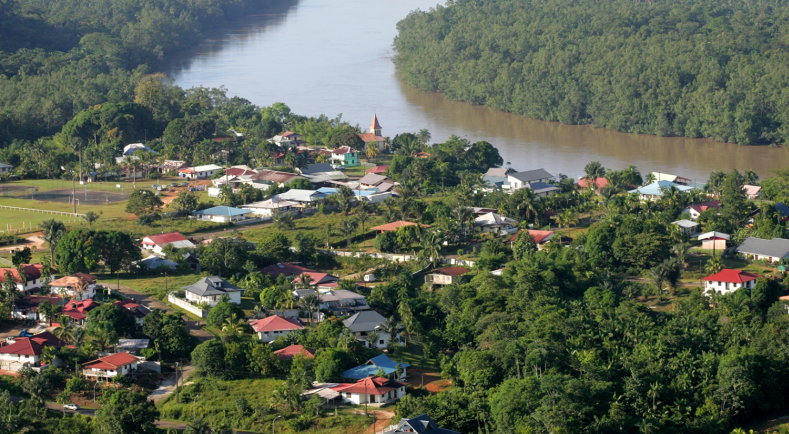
[193,206,254,223]
[682,201,722,221]
[48,272,97,300]
[343,311,395,349]
[181,276,244,307]
[330,376,407,405]
[507,169,553,191]
[250,315,304,343]
[82,352,141,379]
[736,237,789,263]
[0,332,64,372]
[473,212,518,234]
[270,131,305,146]
[0,264,52,294]
[241,198,299,217]
[12,296,64,323]
[122,143,156,156]
[425,266,470,286]
[702,269,760,296]
[178,164,223,180]
[672,219,700,236]
[141,232,195,254]
[0,163,12,174]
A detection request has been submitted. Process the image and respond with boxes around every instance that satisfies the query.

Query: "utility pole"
[175,362,180,403]
[72,174,77,216]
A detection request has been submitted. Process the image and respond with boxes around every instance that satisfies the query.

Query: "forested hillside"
[0,0,290,140]
[393,0,789,145]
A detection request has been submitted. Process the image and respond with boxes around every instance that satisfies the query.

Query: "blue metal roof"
[340,354,411,380]
[629,181,695,196]
[317,187,376,197]
[193,206,252,216]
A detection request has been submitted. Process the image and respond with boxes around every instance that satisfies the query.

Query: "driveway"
[98,282,214,341]
[148,364,196,404]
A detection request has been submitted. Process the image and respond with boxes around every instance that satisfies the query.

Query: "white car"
[63,404,79,411]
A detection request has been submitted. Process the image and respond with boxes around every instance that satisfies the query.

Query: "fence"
[167,293,208,318]
[0,205,84,217]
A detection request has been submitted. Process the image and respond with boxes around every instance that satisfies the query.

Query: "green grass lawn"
[243,212,384,250]
[158,377,371,433]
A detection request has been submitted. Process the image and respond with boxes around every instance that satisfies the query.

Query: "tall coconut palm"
[584,161,606,189]
[648,265,668,300]
[421,231,444,268]
[339,218,359,248]
[705,256,724,275]
[451,206,473,240]
[299,293,321,325]
[53,315,75,344]
[365,143,379,162]
[356,210,370,247]
[417,129,431,145]
[364,330,381,349]
[221,314,245,336]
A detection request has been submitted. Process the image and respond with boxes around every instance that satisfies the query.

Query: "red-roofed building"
[358,115,386,151]
[141,232,196,254]
[225,167,258,177]
[114,299,151,325]
[0,332,64,372]
[292,272,338,287]
[426,266,470,286]
[250,316,304,342]
[61,299,97,326]
[577,177,609,190]
[330,376,406,405]
[684,201,722,221]
[274,345,315,360]
[702,269,760,295]
[82,352,141,379]
[371,221,428,233]
[261,262,316,279]
[49,272,97,300]
[0,264,51,294]
[365,165,390,175]
[507,229,555,250]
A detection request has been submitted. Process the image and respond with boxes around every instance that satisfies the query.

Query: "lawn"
[104,272,207,302]
[243,212,385,249]
[158,377,371,433]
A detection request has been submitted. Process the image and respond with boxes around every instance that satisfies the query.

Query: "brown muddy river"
[169,0,789,181]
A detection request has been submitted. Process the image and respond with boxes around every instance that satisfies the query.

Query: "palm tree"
[218,184,235,206]
[299,293,321,325]
[296,273,314,289]
[40,219,66,266]
[185,416,213,434]
[252,304,267,319]
[381,316,401,345]
[356,210,370,246]
[221,314,245,336]
[417,129,431,145]
[516,188,539,223]
[648,265,668,300]
[339,218,359,248]
[53,315,75,344]
[553,210,578,229]
[451,206,473,240]
[82,211,101,229]
[644,172,656,185]
[584,161,606,189]
[70,327,86,346]
[364,330,381,349]
[705,256,724,275]
[421,231,444,268]
[238,183,255,205]
[365,143,379,162]
[673,242,692,266]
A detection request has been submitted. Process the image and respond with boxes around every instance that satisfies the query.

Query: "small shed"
[672,219,700,236]
[425,266,470,286]
[698,231,730,252]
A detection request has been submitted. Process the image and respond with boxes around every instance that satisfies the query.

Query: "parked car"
[151,184,160,190]
[63,404,79,411]
[18,329,33,338]
[171,182,178,187]
[180,181,189,187]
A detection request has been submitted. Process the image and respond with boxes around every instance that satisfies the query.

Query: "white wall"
[257,329,300,343]
[704,280,756,296]
[0,353,40,371]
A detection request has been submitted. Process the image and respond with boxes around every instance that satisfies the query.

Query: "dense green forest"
[393,0,789,145]
[0,0,294,140]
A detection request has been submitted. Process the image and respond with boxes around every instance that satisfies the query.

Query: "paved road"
[98,282,213,341]
[148,364,196,404]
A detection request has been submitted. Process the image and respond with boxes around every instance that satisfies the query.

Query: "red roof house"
[61,299,97,324]
[261,262,316,279]
[274,345,316,360]
[250,316,304,342]
[0,332,64,372]
[702,269,760,295]
[577,177,609,189]
[365,165,390,174]
[330,376,407,404]
[292,272,338,286]
[0,264,48,293]
[507,229,555,248]
[82,352,141,378]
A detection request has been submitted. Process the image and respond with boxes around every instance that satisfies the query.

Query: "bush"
[206,302,245,329]
[374,231,397,253]
[287,415,313,432]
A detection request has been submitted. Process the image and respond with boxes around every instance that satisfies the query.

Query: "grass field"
[243,212,385,249]
[158,377,371,433]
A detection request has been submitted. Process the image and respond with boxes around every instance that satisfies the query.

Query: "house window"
[346,393,351,398]
[379,340,384,345]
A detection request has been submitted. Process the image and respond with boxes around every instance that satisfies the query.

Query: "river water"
[169,0,789,181]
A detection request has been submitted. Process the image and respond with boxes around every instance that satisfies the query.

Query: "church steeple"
[370,114,382,136]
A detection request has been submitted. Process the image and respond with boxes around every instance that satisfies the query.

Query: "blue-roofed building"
[317,187,377,198]
[629,181,695,201]
[341,354,410,381]
[193,206,253,223]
